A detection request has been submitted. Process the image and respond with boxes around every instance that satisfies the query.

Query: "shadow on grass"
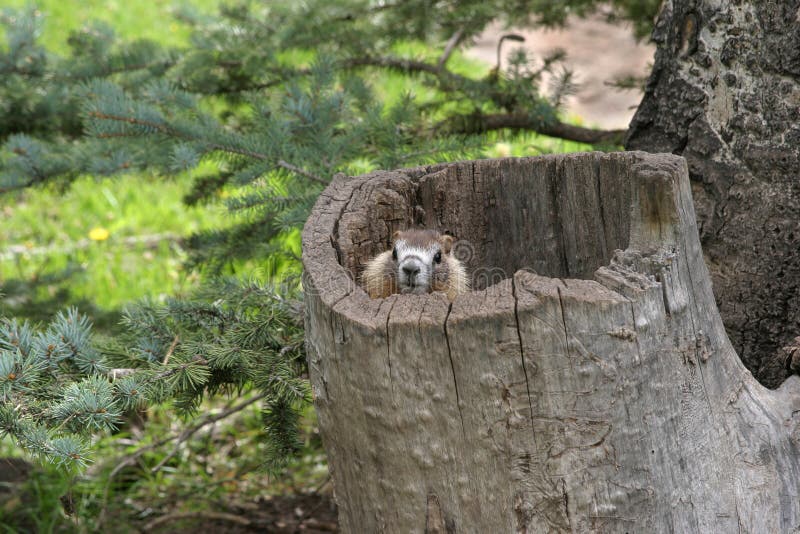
[1,267,124,335]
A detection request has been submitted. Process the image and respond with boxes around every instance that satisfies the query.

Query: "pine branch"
[143,354,210,390]
[439,112,627,145]
[346,55,448,78]
[0,178,38,193]
[86,111,326,184]
[162,335,180,365]
[277,160,327,185]
[183,51,603,150]
[345,55,623,144]
[343,55,495,101]
[86,111,179,138]
[182,63,311,94]
[437,27,465,70]
[56,59,177,81]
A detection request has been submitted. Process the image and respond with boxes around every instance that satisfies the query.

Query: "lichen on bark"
[626,0,800,387]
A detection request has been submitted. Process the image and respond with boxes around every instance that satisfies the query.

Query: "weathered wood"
[302,152,800,533]
[626,1,800,387]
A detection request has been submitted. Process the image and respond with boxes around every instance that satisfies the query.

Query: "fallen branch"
[96,393,266,529]
[148,393,265,473]
[106,392,267,480]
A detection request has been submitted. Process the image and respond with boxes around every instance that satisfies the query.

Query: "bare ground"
[465,14,655,130]
[144,494,339,534]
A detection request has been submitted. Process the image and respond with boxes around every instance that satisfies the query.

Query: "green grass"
[0,457,72,533]
[0,0,228,323]
[1,0,221,49]
[0,172,228,313]
[0,398,327,533]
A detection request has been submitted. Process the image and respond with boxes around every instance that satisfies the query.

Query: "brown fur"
[361,250,397,300]
[361,230,468,301]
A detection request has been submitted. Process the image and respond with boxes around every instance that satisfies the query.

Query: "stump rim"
[301,150,686,328]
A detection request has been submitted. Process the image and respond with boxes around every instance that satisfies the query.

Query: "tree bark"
[626,0,800,387]
[302,153,800,533]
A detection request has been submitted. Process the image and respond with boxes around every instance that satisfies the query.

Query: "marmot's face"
[392,230,453,295]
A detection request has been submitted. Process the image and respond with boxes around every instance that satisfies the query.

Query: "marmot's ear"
[440,235,454,253]
[392,230,401,242]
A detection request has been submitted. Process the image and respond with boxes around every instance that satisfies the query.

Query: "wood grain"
[302,152,800,533]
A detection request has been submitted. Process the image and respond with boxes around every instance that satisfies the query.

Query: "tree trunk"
[302,152,800,533]
[626,0,800,388]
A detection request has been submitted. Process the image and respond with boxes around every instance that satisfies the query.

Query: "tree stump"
[302,152,800,533]
[626,1,800,387]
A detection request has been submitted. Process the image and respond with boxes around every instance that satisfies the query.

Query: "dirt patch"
[144,494,339,533]
[466,14,655,129]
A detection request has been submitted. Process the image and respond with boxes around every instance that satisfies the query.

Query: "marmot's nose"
[403,264,420,280]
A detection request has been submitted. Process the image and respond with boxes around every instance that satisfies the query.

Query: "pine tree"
[0,1,658,470]
[0,309,116,468]
[0,278,306,470]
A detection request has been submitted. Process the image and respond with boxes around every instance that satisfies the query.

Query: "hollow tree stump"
[301,152,800,533]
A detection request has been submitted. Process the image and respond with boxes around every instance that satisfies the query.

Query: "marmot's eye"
[433,251,442,264]
[392,247,398,260]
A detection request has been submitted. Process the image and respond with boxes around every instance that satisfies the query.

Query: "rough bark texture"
[302,153,800,533]
[626,0,800,388]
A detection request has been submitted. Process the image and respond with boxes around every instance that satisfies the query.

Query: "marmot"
[361,229,468,301]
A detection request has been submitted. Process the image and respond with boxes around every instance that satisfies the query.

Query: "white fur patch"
[394,240,440,293]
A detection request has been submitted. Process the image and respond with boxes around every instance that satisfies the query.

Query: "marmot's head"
[391,229,454,295]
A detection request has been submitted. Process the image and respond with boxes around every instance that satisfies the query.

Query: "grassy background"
[0,1,596,530]
[1,175,226,309]
[0,0,225,322]
[1,0,219,47]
